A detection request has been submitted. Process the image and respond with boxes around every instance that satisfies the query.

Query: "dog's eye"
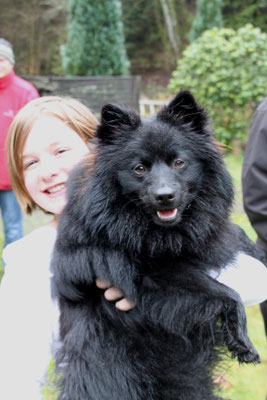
[134,164,146,174]
[174,159,185,169]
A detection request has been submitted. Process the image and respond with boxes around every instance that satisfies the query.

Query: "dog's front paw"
[222,300,261,365]
[228,334,261,364]
[236,348,261,364]
[232,343,261,364]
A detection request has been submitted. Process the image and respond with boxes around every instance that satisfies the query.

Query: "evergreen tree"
[223,0,267,34]
[189,0,223,42]
[61,0,130,76]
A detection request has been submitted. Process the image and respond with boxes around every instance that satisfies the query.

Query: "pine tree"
[190,0,223,42]
[61,0,130,76]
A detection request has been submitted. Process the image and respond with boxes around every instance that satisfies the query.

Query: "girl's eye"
[56,148,68,155]
[134,164,146,174]
[174,159,185,168]
[24,160,37,170]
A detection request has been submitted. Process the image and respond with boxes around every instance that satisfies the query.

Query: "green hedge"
[169,24,267,145]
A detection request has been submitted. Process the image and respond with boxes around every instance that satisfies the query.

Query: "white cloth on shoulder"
[209,252,267,306]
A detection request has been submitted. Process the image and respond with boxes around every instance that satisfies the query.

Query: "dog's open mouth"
[156,208,178,222]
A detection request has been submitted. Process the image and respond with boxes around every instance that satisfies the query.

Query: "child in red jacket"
[0,38,39,252]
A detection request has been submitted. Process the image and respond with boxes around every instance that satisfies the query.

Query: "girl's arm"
[0,232,58,400]
[99,251,267,310]
[209,252,267,306]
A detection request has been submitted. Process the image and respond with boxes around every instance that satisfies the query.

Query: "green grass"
[42,360,59,400]
[0,154,266,399]
[217,153,267,400]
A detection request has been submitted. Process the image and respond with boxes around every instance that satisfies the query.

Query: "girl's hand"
[96,279,136,311]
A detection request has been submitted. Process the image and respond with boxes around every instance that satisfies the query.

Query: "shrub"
[169,24,267,145]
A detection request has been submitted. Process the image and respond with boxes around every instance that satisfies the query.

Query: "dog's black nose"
[155,188,176,204]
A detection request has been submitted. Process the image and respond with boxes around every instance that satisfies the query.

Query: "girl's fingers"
[115,298,136,312]
[104,286,124,301]
[96,280,136,311]
[95,278,112,289]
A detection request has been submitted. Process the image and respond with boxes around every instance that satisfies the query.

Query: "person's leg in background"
[0,190,24,250]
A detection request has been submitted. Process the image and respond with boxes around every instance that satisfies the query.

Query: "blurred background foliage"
[189,0,223,42]
[61,0,130,76]
[1,0,266,77]
[0,0,267,146]
[169,24,267,146]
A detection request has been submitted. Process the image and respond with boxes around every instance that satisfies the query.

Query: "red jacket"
[0,70,39,190]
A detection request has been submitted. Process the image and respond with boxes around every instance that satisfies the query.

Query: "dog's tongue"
[157,209,177,220]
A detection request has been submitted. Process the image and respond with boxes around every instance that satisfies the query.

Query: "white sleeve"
[210,252,267,306]
[0,241,59,400]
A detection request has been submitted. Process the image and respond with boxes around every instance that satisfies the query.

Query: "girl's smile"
[23,116,90,216]
[44,182,66,195]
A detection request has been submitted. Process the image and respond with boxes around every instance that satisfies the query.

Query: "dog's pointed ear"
[96,104,141,144]
[157,90,208,132]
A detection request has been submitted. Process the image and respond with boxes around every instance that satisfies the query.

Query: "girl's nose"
[39,157,60,181]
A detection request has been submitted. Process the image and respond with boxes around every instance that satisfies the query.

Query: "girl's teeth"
[47,184,65,194]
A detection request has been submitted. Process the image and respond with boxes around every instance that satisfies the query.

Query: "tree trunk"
[28,0,41,74]
[158,0,180,58]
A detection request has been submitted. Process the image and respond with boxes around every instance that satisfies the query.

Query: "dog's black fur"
[51,91,262,400]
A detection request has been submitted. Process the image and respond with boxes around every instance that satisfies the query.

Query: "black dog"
[52,91,261,400]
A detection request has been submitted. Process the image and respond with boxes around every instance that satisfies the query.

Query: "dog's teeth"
[157,209,177,220]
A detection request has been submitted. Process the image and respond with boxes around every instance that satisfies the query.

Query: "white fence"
[139,99,167,116]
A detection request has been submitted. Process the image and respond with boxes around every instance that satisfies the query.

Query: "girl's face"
[23,116,90,216]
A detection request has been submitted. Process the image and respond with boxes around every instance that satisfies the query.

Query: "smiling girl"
[0,97,133,399]
[0,96,266,400]
[22,115,91,219]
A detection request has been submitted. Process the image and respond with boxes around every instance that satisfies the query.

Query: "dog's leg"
[220,298,260,363]
[195,272,260,364]
[138,271,260,364]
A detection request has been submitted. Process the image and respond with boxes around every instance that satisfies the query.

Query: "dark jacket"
[242,97,267,256]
